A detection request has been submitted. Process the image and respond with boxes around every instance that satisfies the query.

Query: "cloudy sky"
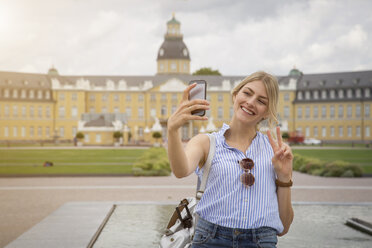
[0,0,371,76]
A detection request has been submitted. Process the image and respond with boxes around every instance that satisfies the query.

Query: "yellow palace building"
[0,15,371,146]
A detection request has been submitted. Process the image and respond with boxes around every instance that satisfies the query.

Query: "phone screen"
[189,80,207,116]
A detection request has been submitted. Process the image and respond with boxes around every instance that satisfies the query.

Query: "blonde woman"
[167,71,294,247]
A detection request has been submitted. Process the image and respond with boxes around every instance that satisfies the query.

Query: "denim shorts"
[191,217,278,248]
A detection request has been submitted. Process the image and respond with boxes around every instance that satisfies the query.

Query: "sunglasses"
[239,158,255,187]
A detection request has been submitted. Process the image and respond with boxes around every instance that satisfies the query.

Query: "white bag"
[159,134,216,248]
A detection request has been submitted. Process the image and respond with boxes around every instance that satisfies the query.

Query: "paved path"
[1,172,372,247]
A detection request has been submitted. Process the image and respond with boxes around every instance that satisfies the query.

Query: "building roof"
[0,71,52,89]
[297,70,372,90]
[157,38,190,60]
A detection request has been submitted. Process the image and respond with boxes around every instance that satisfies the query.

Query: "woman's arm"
[267,127,294,236]
[167,84,210,178]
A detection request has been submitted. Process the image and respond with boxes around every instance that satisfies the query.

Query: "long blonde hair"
[231,71,279,130]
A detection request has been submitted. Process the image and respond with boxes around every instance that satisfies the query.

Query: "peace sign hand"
[167,83,210,133]
[267,126,293,182]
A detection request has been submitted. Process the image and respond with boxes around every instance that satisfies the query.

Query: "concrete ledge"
[5,202,114,248]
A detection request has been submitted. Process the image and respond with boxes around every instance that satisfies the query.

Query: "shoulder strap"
[196,134,216,200]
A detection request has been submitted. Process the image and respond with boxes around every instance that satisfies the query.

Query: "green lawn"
[0,149,147,176]
[292,149,372,174]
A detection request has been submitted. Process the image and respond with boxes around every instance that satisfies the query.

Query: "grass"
[292,149,372,174]
[0,149,146,176]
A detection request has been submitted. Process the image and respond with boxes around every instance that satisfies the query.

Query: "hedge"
[293,154,363,177]
[132,147,171,176]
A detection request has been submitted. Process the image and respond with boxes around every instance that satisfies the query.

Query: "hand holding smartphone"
[188,80,207,116]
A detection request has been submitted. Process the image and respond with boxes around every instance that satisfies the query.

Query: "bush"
[293,154,363,177]
[132,147,171,176]
[113,131,123,139]
[76,132,84,139]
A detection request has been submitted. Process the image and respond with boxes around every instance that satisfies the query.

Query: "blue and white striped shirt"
[195,123,284,233]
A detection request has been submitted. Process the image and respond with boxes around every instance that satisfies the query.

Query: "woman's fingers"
[276,126,283,148]
[267,130,277,150]
[182,83,197,102]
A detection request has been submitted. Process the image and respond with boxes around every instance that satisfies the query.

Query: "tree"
[192,67,221,76]
[113,131,123,140]
[76,132,84,139]
[152,131,162,140]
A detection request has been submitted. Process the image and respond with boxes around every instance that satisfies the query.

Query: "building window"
[71,93,77,101]
[4,89,10,98]
[305,127,310,137]
[330,126,335,137]
[13,127,17,137]
[218,94,223,102]
[30,126,34,137]
[338,105,344,118]
[297,107,302,119]
[71,106,78,118]
[330,90,335,99]
[102,94,108,102]
[60,127,64,138]
[102,107,107,113]
[347,105,352,118]
[304,106,309,119]
[366,126,370,137]
[38,126,42,137]
[322,126,326,137]
[46,127,50,137]
[85,134,90,142]
[171,94,177,102]
[284,93,289,101]
[38,106,42,118]
[150,94,156,102]
[330,105,335,118]
[5,105,9,117]
[183,63,188,71]
[218,107,223,119]
[96,134,101,143]
[321,106,326,118]
[171,105,177,114]
[171,62,177,71]
[365,104,370,117]
[114,107,119,114]
[4,127,9,137]
[59,93,64,101]
[59,106,65,118]
[138,94,144,102]
[159,63,164,71]
[313,126,318,137]
[161,105,167,116]
[46,106,50,118]
[305,91,310,100]
[126,94,131,102]
[356,105,361,118]
[90,107,95,113]
[284,106,289,118]
[297,92,303,100]
[21,127,26,137]
[114,94,119,102]
[72,127,77,138]
[356,89,361,98]
[161,94,167,102]
[365,88,370,98]
[313,106,318,119]
[338,126,343,137]
[13,89,18,98]
[90,95,95,101]
[126,107,131,118]
[13,105,18,117]
[312,91,317,99]
[21,90,26,99]
[356,126,361,137]
[321,90,327,99]
[37,90,42,99]
[22,106,26,117]
[347,126,352,137]
[29,90,34,99]
[337,89,344,99]
[30,106,34,118]
[347,89,353,98]
[45,91,50,99]
[138,107,144,119]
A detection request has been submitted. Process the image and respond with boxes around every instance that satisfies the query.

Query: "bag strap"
[196,134,216,201]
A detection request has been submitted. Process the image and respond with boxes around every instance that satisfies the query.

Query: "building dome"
[289,67,302,77]
[48,66,59,76]
[157,38,190,60]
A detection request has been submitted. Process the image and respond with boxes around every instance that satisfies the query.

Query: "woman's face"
[232,80,269,126]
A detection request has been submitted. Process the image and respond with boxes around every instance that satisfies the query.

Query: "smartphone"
[188,80,207,116]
